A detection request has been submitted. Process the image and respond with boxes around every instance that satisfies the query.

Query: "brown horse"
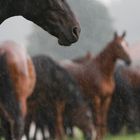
[60,32,131,140]
[0,41,36,140]
[0,0,80,46]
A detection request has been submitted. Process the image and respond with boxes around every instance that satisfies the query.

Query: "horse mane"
[95,41,115,62]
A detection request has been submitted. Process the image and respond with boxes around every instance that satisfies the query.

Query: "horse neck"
[94,43,117,78]
[0,0,26,23]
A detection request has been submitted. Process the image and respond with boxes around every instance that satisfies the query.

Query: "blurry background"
[0,0,139,61]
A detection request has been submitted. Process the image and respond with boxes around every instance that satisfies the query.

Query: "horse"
[25,55,96,140]
[60,32,131,140]
[108,64,140,134]
[0,0,81,46]
[72,51,93,64]
[0,41,36,140]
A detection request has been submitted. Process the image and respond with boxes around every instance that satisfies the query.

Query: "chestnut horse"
[25,55,96,140]
[60,32,131,140]
[0,0,80,46]
[0,41,36,140]
[108,65,140,134]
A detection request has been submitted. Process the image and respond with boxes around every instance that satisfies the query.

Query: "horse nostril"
[72,26,81,41]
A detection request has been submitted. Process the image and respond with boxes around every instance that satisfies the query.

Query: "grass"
[105,133,140,140]
[68,134,140,140]
[1,128,140,140]
[67,128,140,140]
[1,134,140,140]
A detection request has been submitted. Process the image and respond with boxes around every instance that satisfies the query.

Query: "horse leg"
[18,97,28,119]
[47,117,55,139]
[10,111,25,140]
[33,126,38,140]
[55,101,66,140]
[0,115,12,140]
[0,98,24,140]
[17,95,29,135]
[92,96,101,140]
[2,112,24,140]
[67,121,74,138]
[24,114,33,140]
[24,124,30,140]
[40,125,46,140]
[100,96,112,139]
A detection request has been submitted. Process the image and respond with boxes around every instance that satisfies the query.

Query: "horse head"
[24,0,81,46]
[111,31,131,65]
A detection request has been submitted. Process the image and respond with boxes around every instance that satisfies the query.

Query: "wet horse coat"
[0,41,36,140]
[0,0,80,46]
[60,32,131,140]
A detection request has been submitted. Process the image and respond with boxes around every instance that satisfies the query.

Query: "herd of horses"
[0,0,139,140]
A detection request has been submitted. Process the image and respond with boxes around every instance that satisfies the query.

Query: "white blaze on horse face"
[121,39,130,54]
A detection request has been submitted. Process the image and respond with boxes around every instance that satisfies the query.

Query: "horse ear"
[122,31,126,38]
[114,31,118,39]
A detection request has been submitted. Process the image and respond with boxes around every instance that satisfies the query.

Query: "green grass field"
[68,133,140,140]
[105,133,140,140]
[1,134,140,140]
[67,128,140,140]
[1,128,140,140]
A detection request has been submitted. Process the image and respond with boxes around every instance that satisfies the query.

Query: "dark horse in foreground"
[60,32,131,140]
[108,65,140,134]
[0,41,36,140]
[25,55,96,140]
[0,0,80,46]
